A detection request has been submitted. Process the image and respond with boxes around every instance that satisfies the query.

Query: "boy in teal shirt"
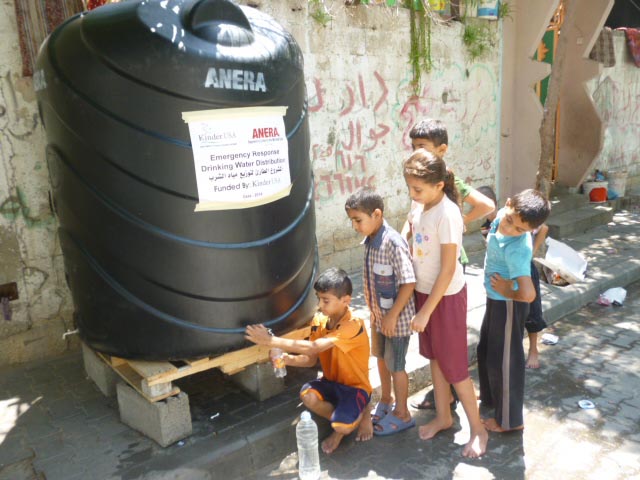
[478,189,550,432]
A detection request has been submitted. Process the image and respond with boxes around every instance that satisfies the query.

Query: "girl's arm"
[401,219,412,243]
[411,243,458,332]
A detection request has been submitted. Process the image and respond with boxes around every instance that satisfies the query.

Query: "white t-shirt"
[409,195,465,295]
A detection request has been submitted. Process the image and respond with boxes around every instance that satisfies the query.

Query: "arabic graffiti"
[308,63,500,203]
[309,71,391,201]
[308,71,388,117]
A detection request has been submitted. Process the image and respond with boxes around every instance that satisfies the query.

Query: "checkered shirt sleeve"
[364,230,416,337]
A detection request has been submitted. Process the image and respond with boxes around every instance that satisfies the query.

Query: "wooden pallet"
[97,326,311,403]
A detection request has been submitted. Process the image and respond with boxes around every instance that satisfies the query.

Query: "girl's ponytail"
[444,168,460,207]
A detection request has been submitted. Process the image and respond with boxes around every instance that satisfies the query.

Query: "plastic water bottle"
[296,411,320,480]
[270,348,287,378]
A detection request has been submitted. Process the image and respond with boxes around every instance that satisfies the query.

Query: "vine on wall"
[307,0,505,94]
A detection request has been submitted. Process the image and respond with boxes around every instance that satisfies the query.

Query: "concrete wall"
[0,0,502,364]
[555,0,613,188]
[500,0,558,198]
[0,2,77,365]
[587,31,640,190]
[257,1,502,272]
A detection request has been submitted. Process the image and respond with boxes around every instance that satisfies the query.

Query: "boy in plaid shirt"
[345,187,417,436]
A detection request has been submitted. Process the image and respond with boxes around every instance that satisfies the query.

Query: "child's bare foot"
[321,431,345,454]
[418,417,453,440]
[482,417,524,433]
[462,428,489,458]
[355,417,373,442]
[526,351,540,369]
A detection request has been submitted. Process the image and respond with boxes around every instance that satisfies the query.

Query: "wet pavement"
[251,279,640,480]
[0,208,639,480]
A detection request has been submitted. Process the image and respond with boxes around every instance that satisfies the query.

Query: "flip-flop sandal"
[373,413,416,436]
[371,402,393,425]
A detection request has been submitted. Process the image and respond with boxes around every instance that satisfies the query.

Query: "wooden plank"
[145,326,312,386]
[96,352,180,402]
[184,358,210,367]
[109,356,127,367]
[127,359,178,379]
[96,326,313,393]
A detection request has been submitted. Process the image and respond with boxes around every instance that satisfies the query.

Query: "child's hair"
[344,186,384,215]
[403,149,460,206]
[314,267,353,298]
[409,118,448,147]
[511,189,551,229]
[476,185,497,206]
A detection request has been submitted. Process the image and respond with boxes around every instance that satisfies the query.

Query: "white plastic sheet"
[598,287,627,306]
[534,238,588,284]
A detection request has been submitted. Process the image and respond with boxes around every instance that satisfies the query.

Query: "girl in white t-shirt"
[404,149,488,458]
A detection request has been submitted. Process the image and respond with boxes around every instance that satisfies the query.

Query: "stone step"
[547,203,614,239]
[548,191,590,216]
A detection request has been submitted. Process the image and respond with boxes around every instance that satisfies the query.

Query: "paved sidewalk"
[252,278,640,480]
[0,209,639,480]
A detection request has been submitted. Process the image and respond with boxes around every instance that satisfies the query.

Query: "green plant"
[405,0,433,95]
[462,21,492,60]
[497,0,512,20]
[309,0,332,26]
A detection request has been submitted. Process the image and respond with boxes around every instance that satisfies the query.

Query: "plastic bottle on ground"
[296,410,320,480]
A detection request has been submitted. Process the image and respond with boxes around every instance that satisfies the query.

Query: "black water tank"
[35,0,317,360]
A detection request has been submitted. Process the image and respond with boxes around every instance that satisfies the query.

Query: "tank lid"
[186,0,254,46]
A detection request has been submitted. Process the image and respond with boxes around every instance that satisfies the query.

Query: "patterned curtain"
[13,0,85,76]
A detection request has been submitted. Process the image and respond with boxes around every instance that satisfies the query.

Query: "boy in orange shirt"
[245,267,372,454]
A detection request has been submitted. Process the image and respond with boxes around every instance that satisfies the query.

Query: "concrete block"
[230,362,285,401]
[116,383,192,447]
[82,342,118,397]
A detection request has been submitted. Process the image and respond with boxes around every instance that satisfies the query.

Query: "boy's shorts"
[415,285,469,384]
[370,328,410,372]
[300,379,370,429]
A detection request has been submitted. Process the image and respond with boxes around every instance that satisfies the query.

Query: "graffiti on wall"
[0,73,52,228]
[392,63,499,175]
[0,187,53,227]
[308,62,500,203]
[309,72,391,200]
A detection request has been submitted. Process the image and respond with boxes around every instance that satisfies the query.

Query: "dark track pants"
[477,298,529,429]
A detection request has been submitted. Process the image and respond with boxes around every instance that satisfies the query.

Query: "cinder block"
[230,362,285,401]
[116,383,192,447]
[81,342,118,397]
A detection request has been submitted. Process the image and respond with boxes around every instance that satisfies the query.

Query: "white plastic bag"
[597,287,627,306]
[534,238,588,284]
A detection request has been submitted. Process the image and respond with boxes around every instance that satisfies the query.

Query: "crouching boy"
[245,267,372,453]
